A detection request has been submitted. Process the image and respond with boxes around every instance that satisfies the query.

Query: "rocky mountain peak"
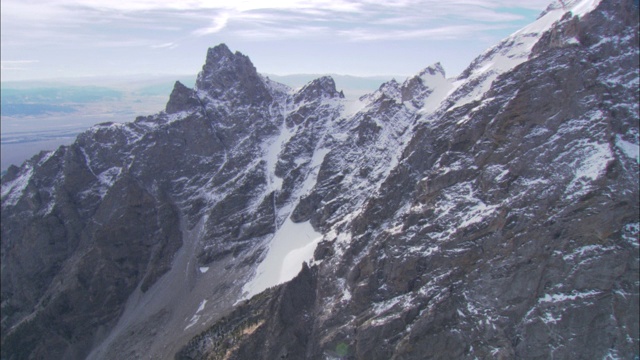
[293,76,345,103]
[195,43,272,105]
[205,43,234,64]
[400,62,451,107]
[417,62,446,78]
[165,81,201,114]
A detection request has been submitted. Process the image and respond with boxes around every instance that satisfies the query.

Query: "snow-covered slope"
[446,0,603,110]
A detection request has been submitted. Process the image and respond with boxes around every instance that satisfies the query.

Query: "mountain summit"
[1,0,638,359]
[196,43,272,105]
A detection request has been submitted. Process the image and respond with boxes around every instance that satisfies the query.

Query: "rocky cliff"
[1,0,638,359]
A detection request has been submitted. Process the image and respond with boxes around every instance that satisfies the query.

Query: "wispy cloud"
[339,24,506,41]
[234,25,331,40]
[151,42,178,49]
[0,0,552,80]
[2,0,550,45]
[192,12,231,36]
[1,60,39,70]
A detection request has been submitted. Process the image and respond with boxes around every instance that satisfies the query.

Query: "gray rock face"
[178,1,639,359]
[1,1,638,359]
[166,81,200,114]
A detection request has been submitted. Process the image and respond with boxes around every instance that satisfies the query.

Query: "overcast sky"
[1,0,553,82]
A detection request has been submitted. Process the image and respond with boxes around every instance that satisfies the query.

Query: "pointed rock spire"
[401,62,448,105]
[166,81,201,114]
[294,76,345,103]
[195,43,272,105]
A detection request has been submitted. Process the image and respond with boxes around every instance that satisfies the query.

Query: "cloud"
[192,12,231,36]
[234,25,331,40]
[0,0,552,80]
[1,60,39,70]
[339,24,506,41]
[151,42,178,49]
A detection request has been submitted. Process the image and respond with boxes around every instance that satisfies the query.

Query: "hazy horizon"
[0,72,407,172]
[2,1,552,82]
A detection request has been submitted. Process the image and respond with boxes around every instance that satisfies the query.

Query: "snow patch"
[567,0,602,17]
[562,244,614,261]
[622,223,639,248]
[574,141,612,181]
[198,267,209,274]
[564,140,613,199]
[242,219,322,299]
[196,299,207,313]
[1,165,33,207]
[299,147,330,196]
[615,136,639,162]
[450,1,594,109]
[541,312,561,324]
[184,315,200,331]
[263,118,295,192]
[37,151,55,166]
[341,97,369,119]
[539,290,600,303]
[280,234,322,281]
[97,167,122,187]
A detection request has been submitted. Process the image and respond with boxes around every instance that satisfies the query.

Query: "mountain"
[1,0,638,359]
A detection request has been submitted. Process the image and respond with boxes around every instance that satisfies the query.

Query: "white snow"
[622,223,639,248]
[567,0,602,16]
[280,234,322,280]
[242,218,322,299]
[79,147,98,177]
[299,147,330,196]
[97,167,122,187]
[602,349,622,360]
[196,299,207,313]
[563,140,613,200]
[184,315,200,331]
[615,135,639,162]
[574,141,613,181]
[449,0,601,109]
[562,244,614,261]
[198,267,209,273]
[263,117,295,192]
[459,201,498,228]
[342,286,352,302]
[416,71,453,116]
[341,97,369,119]
[37,151,55,166]
[1,165,33,207]
[372,293,413,316]
[539,290,600,303]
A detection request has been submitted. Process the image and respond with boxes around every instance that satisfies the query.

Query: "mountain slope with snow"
[177,0,639,359]
[1,0,638,359]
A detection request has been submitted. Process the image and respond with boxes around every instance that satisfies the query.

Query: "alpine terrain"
[1,0,638,359]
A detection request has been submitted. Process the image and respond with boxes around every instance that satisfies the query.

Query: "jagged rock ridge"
[1,0,639,359]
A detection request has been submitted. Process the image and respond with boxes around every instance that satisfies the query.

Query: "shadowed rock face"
[1,1,638,360]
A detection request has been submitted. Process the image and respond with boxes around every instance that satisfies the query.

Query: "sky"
[1,0,554,82]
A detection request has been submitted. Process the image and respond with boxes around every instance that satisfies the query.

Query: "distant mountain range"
[0,74,401,117]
